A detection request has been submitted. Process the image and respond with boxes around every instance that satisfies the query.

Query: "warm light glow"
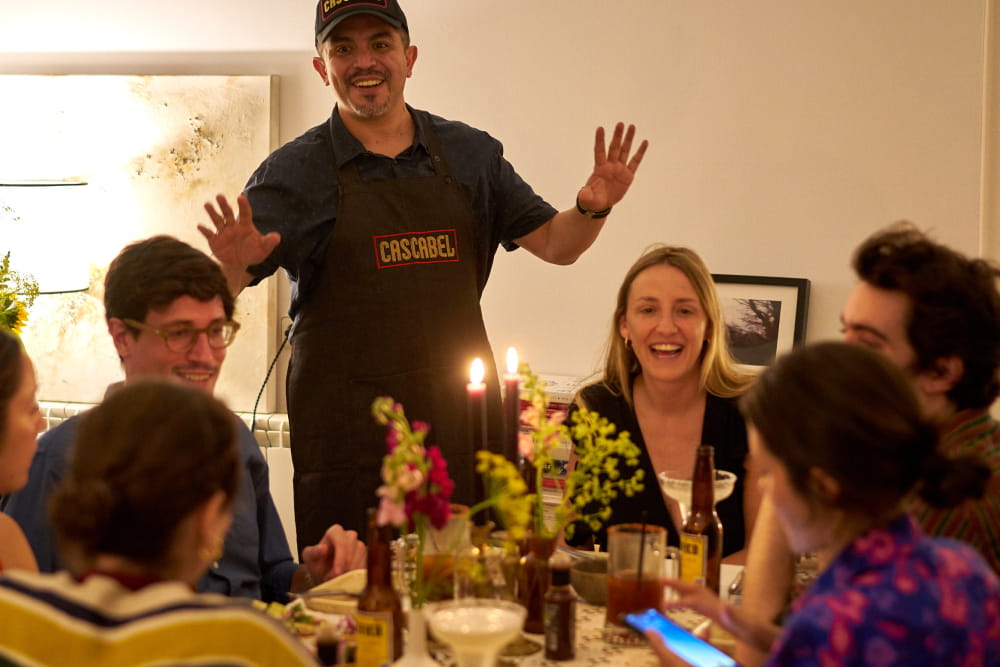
[506,347,518,376]
[1,183,95,292]
[469,358,485,386]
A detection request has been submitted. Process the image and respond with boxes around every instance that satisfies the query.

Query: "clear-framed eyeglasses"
[123,318,241,352]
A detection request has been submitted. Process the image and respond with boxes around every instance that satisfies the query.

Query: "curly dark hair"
[852,222,1000,410]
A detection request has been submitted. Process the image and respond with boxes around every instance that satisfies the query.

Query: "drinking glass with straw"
[603,517,667,645]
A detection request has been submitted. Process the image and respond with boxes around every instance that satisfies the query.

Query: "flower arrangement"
[518,363,644,540]
[372,396,534,606]
[0,252,38,334]
[371,396,455,607]
[370,361,643,603]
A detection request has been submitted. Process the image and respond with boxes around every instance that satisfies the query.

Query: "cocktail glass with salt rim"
[658,469,737,529]
[425,598,526,667]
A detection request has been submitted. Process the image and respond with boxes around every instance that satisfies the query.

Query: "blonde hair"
[600,244,754,405]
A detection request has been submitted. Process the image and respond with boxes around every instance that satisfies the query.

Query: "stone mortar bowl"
[570,556,608,606]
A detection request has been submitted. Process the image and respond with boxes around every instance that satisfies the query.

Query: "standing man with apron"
[201,0,649,553]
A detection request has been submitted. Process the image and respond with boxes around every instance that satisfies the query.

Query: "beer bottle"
[355,507,403,667]
[679,445,723,594]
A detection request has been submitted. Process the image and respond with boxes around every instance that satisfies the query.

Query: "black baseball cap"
[315,0,409,47]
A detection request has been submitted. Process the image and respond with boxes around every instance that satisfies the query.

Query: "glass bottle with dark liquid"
[543,552,575,660]
[355,507,404,667]
[679,445,723,594]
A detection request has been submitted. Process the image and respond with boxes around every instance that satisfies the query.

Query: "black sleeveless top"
[566,382,749,556]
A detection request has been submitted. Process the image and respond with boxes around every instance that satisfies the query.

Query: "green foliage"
[519,363,644,539]
[471,451,533,541]
[0,252,38,334]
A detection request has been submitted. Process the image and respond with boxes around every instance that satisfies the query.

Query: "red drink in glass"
[606,569,664,627]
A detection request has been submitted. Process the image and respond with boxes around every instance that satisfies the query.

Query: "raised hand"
[576,122,649,213]
[199,194,281,275]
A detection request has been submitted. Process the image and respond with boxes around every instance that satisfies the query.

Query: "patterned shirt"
[905,408,1000,574]
[767,515,1000,666]
[0,570,315,666]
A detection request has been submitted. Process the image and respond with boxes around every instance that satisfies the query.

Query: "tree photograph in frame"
[712,274,810,369]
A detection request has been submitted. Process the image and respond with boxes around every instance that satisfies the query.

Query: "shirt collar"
[328,104,429,168]
[939,407,997,451]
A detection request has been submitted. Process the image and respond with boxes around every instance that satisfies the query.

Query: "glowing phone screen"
[625,608,737,667]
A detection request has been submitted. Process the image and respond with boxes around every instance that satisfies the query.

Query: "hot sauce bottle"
[543,552,575,660]
[679,445,723,595]
[355,508,403,667]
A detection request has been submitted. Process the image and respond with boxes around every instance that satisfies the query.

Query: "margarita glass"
[658,469,737,531]
[425,598,526,667]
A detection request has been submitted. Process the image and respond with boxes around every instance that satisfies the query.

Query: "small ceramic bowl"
[570,557,608,606]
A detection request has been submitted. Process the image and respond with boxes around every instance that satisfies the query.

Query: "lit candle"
[467,358,488,519]
[502,347,520,465]
[467,359,486,454]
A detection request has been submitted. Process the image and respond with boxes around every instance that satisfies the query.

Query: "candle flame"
[506,347,518,375]
[470,358,485,385]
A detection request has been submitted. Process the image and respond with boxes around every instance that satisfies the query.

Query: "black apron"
[287,126,502,552]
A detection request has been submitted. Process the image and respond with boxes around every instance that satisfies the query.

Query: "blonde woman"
[567,245,759,560]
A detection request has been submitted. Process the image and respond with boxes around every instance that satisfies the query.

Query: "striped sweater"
[905,408,1000,575]
[0,571,315,666]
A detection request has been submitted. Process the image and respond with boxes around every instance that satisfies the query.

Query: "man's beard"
[346,95,391,119]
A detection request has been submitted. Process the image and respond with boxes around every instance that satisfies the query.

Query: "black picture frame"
[711,274,811,369]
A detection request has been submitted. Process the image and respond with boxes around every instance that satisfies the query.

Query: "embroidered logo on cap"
[374,229,460,269]
[322,0,389,22]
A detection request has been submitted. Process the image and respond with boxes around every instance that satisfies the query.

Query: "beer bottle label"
[679,532,708,586]
[355,611,395,667]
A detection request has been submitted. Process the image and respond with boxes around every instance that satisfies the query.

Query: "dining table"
[298,565,742,666]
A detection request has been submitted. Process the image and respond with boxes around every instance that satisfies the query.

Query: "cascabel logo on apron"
[373,229,460,268]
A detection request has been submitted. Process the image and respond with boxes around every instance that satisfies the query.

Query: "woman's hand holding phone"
[625,608,737,667]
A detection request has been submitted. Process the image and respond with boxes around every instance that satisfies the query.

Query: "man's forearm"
[221,265,253,297]
[517,208,608,265]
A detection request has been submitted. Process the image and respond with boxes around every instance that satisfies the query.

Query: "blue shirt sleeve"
[1,419,77,573]
[237,423,297,603]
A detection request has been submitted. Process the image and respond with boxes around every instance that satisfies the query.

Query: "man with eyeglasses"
[2,235,365,602]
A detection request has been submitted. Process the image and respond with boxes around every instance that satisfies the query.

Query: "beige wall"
[1,1,992,410]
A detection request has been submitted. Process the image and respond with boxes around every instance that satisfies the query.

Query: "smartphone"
[624,608,737,667]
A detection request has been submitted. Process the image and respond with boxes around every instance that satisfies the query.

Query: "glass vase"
[392,607,440,667]
[416,504,471,604]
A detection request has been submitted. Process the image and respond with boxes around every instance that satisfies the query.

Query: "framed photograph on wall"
[712,274,810,370]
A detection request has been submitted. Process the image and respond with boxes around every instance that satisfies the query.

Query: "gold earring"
[198,537,224,566]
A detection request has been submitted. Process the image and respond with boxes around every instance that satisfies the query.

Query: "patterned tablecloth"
[524,602,707,667]
[488,565,743,666]
[422,602,710,667]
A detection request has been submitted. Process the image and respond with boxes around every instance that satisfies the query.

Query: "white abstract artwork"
[0,75,279,412]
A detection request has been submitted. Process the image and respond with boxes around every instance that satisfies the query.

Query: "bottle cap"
[549,552,572,570]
